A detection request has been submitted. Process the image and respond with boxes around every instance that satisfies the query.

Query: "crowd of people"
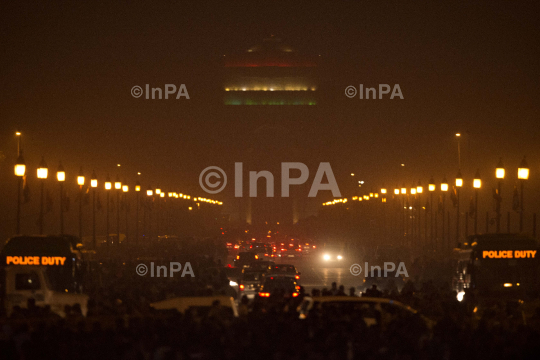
[2,245,540,359]
[2,274,540,359]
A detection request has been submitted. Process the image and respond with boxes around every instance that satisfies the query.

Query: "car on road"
[279,244,303,259]
[320,245,345,264]
[249,260,276,273]
[297,296,433,329]
[258,276,300,299]
[234,252,259,268]
[268,264,301,280]
[238,269,265,299]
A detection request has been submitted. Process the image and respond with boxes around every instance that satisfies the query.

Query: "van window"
[15,272,41,291]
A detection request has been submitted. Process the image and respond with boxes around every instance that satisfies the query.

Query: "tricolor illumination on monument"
[224,36,318,105]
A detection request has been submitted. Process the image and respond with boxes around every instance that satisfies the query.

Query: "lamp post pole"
[115,176,121,245]
[441,178,448,251]
[91,171,98,249]
[37,157,48,235]
[429,178,435,251]
[518,156,529,232]
[122,184,129,244]
[455,171,463,245]
[77,167,85,240]
[57,163,66,234]
[473,169,481,235]
[495,158,505,233]
[135,182,141,245]
[105,175,112,245]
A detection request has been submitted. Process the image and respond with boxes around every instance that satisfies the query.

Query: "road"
[228,252,366,294]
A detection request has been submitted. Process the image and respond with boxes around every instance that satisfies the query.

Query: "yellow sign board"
[6,256,67,265]
[482,250,537,259]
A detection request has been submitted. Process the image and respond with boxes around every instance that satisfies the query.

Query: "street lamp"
[77,167,85,240]
[122,183,129,245]
[495,158,505,233]
[441,177,448,250]
[14,151,26,234]
[91,171,97,249]
[518,156,529,232]
[57,163,65,234]
[135,181,141,245]
[146,186,153,241]
[428,177,435,248]
[105,175,112,245]
[37,157,48,235]
[473,169,481,234]
[115,176,121,245]
[455,170,463,244]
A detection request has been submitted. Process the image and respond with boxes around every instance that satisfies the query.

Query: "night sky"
[1,1,539,238]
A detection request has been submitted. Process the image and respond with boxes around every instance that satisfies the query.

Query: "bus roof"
[1,235,79,257]
[461,234,538,250]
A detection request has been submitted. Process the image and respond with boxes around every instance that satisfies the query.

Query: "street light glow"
[77,167,85,186]
[91,171,98,188]
[56,163,65,182]
[114,176,121,190]
[473,170,481,189]
[37,157,48,179]
[441,178,448,192]
[456,171,463,187]
[518,156,529,180]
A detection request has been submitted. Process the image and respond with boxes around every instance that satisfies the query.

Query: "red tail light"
[264,253,268,256]
[226,243,232,246]
[295,275,300,279]
[289,244,294,246]
[292,292,299,297]
[259,292,270,297]
[227,264,232,268]
[296,248,302,252]
[250,245,253,249]
[313,245,316,248]
[234,245,239,249]
[239,284,245,291]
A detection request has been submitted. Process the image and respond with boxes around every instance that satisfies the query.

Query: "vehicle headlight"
[323,254,330,261]
[337,255,343,260]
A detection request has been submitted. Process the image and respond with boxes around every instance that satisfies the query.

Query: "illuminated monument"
[224,36,318,105]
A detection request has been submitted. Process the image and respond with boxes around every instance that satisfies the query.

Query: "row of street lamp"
[324,156,531,241]
[13,136,222,247]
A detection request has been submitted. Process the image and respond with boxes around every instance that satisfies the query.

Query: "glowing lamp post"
[428,177,435,248]
[91,171,98,249]
[77,167,85,240]
[441,177,448,250]
[37,157,48,235]
[455,170,463,243]
[518,156,529,232]
[495,158,505,233]
[105,175,112,245]
[473,170,481,234]
[57,163,66,234]
[115,176,121,245]
[122,183,129,244]
[135,181,141,245]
